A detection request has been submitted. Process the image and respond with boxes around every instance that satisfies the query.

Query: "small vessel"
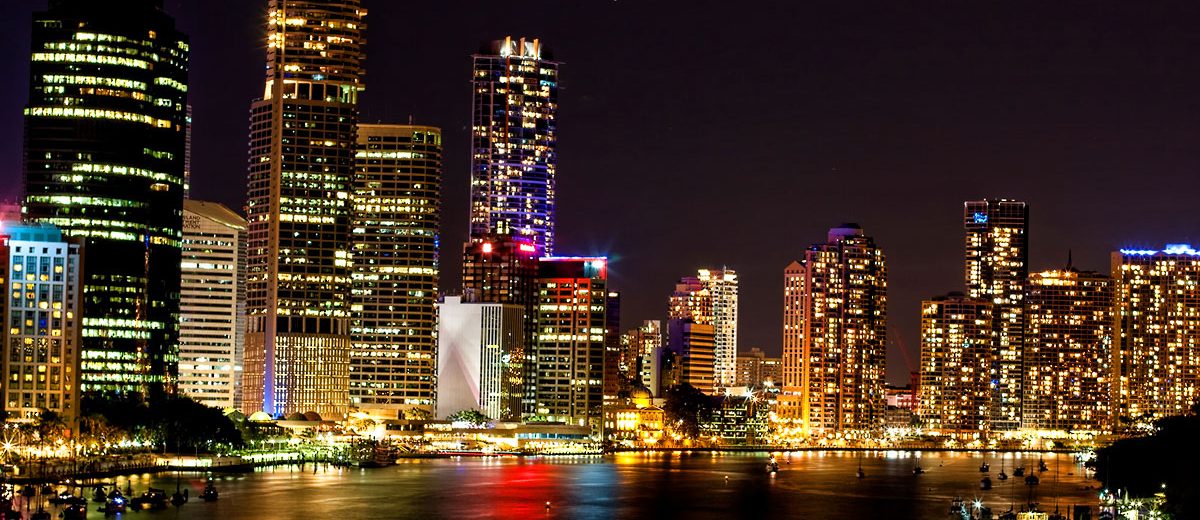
[980,462,990,473]
[998,470,1008,481]
[1013,466,1025,477]
[1039,459,1049,472]
[765,457,779,475]
[913,465,925,475]
[201,480,219,502]
[92,485,107,503]
[856,467,865,479]
[949,497,969,519]
[981,476,993,490]
[130,488,168,510]
[62,503,88,520]
[103,491,127,515]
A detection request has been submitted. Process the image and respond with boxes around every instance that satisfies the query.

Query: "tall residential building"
[917,293,993,435]
[242,0,366,420]
[1,223,83,428]
[179,201,246,409]
[964,199,1029,431]
[469,37,560,254]
[667,319,716,395]
[735,348,783,388]
[1023,267,1113,434]
[781,224,888,434]
[435,296,524,421]
[1112,245,1200,429]
[534,257,607,428]
[350,124,441,417]
[22,0,189,396]
[668,269,739,389]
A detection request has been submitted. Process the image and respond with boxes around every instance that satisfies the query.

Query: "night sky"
[3,1,1200,384]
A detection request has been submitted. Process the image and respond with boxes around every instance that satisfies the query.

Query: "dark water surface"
[45,451,1101,519]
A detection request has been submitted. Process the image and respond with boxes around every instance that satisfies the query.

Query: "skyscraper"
[179,201,246,409]
[781,224,888,434]
[668,268,738,389]
[1,223,83,429]
[534,257,607,429]
[242,0,366,420]
[666,319,716,395]
[622,320,663,395]
[350,124,441,418]
[964,199,1029,431]
[22,0,189,396]
[1023,267,1113,434]
[918,293,993,435]
[1112,245,1200,430]
[603,291,622,404]
[469,37,560,254]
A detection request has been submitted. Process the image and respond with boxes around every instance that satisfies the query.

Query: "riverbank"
[4,445,1092,483]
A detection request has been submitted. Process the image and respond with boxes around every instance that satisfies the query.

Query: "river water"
[27,451,1102,519]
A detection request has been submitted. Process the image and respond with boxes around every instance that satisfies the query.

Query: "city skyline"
[3,1,1200,385]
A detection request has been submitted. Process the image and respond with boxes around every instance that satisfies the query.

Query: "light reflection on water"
[53,451,1099,520]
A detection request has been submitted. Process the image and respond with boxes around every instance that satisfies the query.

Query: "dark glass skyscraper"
[242,0,366,420]
[963,199,1029,431]
[22,0,189,396]
[469,37,560,254]
[351,124,441,417]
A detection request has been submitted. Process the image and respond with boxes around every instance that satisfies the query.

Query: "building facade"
[350,124,441,417]
[1112,246,1200,430]
[435,296,525,421]
[964,199,1029,431]
[735,347,783,388]
[1,223,83,429]
[668,269,738,389]
[623,320,663,395]
[469,37,560,254]
[22,0,189,396]
[667,319,716,395]
[534,257,607,429]
[242,0,366,419]
[179,201,246,409]
[781,224,888,434]
[918,293,993,435]
[1023,268,1113,434]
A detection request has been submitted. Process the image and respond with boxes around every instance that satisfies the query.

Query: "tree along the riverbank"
[1092,402,1200,518]
[82,395,244,453]
[662,384,716,440]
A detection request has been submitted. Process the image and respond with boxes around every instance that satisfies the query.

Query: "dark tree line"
[1092,402,1200,518]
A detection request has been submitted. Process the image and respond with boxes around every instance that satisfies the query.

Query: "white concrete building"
[179,200,246,409]
[436,296,525,421]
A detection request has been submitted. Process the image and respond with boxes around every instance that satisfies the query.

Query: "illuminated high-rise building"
[1,223,83,429]
[534,257,607,429]
[603,291,622,404]
[668,268,738,389]
[964,199,1029,431]
[1112,245,1200,430]
[179,201,246,409]
[1023,267,1113,434]
[917,293,993,435]
[667,319,715,395]
[461,235,539,413]
[781,224,887,434]
[350,124,441,418]
[469,37,559,254]
[242,0,366,420]
[21,0,189,396]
